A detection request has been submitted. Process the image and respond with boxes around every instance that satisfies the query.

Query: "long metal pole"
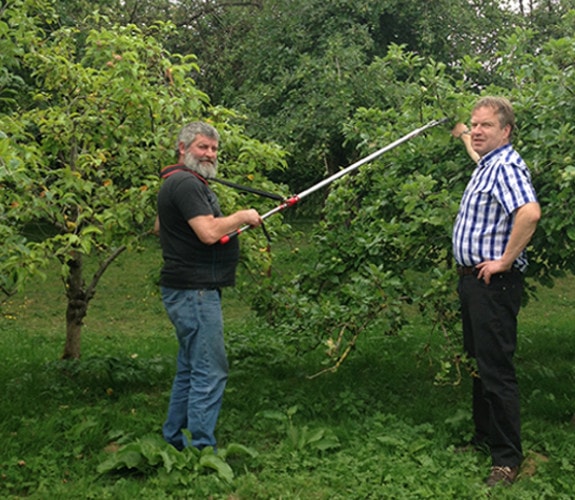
[220,118,447,244]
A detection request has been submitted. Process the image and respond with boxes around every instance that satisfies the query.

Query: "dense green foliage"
[200,0,507,187]
[248,25,575,375]
[40,0,575,193]
[0,3,288,356]
[2,0,575,368]
[0,239,574,498]
[186,0,575,192]
[2,2,575,496]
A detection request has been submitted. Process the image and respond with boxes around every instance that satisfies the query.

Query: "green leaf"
[198,453,234,483]
[220,443,259,459]
[97,448,143,474]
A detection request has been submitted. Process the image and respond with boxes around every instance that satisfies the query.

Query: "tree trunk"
[60,246,127,360]
[62,251,88,360]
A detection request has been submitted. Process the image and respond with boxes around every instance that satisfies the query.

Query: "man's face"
[182,134,219,179]
[470,106,511,158]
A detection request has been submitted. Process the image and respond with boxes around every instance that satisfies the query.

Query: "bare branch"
[85,245,127,300]
[0,285,17,301]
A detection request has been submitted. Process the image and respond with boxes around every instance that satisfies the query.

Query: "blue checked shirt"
[452,144,538,272]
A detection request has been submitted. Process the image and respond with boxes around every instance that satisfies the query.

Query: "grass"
[1,234,574,499]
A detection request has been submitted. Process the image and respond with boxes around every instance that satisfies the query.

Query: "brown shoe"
[485,465,519,487]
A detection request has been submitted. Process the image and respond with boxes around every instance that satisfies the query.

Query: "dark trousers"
[458,270,524,467]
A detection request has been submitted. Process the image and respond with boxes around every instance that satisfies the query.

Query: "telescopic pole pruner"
[220,118,448,244]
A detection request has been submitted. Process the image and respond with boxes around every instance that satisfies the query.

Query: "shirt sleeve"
[494,162,538,215]
[172,175,215,220]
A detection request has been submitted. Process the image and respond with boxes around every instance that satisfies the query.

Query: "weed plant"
[1,233,574,499]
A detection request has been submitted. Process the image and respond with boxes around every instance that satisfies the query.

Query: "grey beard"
[183,151,218,179]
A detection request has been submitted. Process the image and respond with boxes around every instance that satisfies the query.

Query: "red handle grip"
[219,228,241,245]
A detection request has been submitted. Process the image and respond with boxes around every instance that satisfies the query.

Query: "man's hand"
[189,208,263,244]
[451,122,469,138]
[475,202,541,284]
[475,260,510,285]
[242,208,263,228]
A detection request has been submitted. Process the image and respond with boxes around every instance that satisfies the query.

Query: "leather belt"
[456,266,477,276]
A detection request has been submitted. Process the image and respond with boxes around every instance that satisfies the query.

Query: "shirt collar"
[478,143,512,168]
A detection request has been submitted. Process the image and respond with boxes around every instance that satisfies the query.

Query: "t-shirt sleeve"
[172,175,214,220]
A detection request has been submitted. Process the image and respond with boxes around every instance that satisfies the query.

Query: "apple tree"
[0,10,287,358]
[252,23,575,377]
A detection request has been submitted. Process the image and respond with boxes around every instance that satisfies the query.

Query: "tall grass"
[1,234,574,499]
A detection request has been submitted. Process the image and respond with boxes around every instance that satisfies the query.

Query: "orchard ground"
[0,233,574,499]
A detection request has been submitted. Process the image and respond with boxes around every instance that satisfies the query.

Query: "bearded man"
[154,122,261,450]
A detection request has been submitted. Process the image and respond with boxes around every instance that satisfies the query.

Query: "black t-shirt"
[157,170,240,289]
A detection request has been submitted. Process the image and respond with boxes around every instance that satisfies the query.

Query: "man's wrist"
[458,129,470,139]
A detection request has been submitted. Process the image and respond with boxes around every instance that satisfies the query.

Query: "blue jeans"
[161,287,228,450]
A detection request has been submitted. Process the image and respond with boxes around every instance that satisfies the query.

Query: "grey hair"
[175,121,220,155]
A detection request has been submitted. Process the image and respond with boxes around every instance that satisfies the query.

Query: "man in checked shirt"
[452,97,541,487]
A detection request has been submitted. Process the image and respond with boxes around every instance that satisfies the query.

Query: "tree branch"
[0,285,16,301]
[85,245,127,300]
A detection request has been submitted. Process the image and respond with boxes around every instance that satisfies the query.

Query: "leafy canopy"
[252,25,575,376]
[0,8,288,357]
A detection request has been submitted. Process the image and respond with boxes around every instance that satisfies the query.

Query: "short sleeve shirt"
[452,144,538,271]
[157,170,240,288]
